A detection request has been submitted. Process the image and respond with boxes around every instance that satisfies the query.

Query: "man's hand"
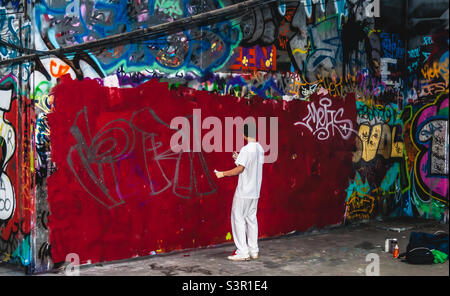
[232,151,239,160]
[215,171,224,178]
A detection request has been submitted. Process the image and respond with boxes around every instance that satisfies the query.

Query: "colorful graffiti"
[34,0,241,76]
[229,45,277,72]
[0,0,448,274]
[0,73,33,269]
[345,100,409,222]
[344,29,449,222]
[0,79,15,223]
[345,171,375,221]
[409,94,448,219]
[0,7,32,83]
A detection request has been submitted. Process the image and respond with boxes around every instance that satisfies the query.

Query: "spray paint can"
[393,241,399,258]
[385,239,391,252]
[390,239,398,254]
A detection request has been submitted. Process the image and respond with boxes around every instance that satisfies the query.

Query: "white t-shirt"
[234,142,264,199]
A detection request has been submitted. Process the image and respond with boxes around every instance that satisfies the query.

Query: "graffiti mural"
[0,0,448,273]
[345,100,410,222]
[0,74,32,268]
[0,7,32,83]
[34,0,241,76]
[229,45,277,72]
[0,79,15,223]
[409,94,448,220]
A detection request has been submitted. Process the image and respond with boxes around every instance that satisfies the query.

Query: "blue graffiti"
[34,0,241,76]
[305,16,342,79]
[380,33,404,60]
[11,235,31,266]
[0,0,22,12]
[226,76,285,99]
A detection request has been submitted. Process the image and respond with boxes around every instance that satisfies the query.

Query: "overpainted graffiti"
[45,77,356,265]
[66,106,217,209]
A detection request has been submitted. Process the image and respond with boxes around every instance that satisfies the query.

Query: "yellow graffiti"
[368,29,381,37]
[421,61,446,81]
[439,57,449,86]
[353,124,405,163]
[264,51,274,68]
[292,41,311,55]
[346,192,375,220]
[35,94,53,114]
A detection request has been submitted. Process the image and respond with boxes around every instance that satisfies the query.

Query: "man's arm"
[215,165,244,178]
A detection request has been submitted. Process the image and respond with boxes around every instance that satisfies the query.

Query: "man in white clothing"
[215,123,264,261]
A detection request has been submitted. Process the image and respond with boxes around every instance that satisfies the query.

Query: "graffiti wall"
[0,2,33,272]
[402,31,449,221]
[45,77,356,264]
[0,0,448,273]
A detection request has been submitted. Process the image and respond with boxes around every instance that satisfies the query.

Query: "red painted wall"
[47,77,356,264]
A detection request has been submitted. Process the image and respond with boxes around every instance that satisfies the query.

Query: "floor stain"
[262,261,284,269]
[354,241,376,250]
[149,263,212,276]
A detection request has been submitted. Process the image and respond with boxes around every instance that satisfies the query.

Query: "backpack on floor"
[399,231,449,264]
[400,247,434,265]
[407,231,448,254]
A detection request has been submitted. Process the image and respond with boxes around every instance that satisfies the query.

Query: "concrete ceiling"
[379,0,448,35]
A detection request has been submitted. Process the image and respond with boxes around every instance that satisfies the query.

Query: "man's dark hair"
[243,122,257,138]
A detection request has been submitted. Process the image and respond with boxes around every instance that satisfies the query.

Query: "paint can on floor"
[385,238,398,253]
[393,241,399,258]
[385,238,391,252]
[390,239,398,254]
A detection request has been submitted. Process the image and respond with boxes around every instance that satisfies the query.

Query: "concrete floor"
[1,218,448,276]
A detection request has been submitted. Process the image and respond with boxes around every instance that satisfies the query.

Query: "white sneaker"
[249,252,258,259]
[227,251,250,261]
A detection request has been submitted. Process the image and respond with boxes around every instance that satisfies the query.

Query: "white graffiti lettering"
[294,97,356,141]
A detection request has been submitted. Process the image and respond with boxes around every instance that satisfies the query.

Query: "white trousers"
[231,197,259,256]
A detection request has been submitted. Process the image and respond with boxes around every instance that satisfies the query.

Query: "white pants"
[231,197,259,256]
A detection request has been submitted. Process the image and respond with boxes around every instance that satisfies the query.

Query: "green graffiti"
[380,163,400,193]
[413,192,448,220]
[356,101,402,125]
[346,172,371,201]
[12,235,31,266]
[155,0,183,17]
[411,170,448,221]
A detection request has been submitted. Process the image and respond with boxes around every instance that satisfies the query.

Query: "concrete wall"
[0,0,448,273]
